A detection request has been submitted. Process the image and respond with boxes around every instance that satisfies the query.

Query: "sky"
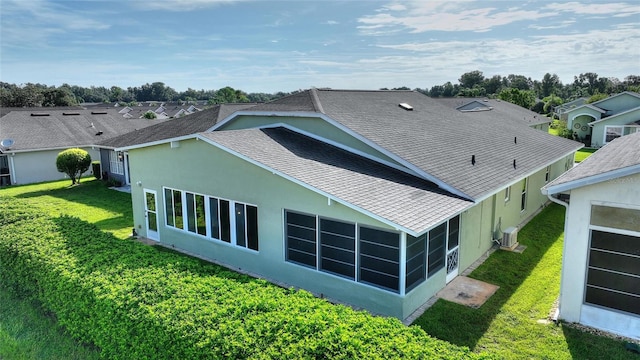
[1,0,639,93]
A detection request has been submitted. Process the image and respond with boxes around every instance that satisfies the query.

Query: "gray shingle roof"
[254,89,582,200]
[0,109,169,152]
[432,97,550,127]
[543,131,640,194]
[200,127,472,234]
[100,103,257,148]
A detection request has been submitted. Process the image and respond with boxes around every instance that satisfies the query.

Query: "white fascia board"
[5,145,100,154]
[543,164,640,195]
[208,110,473,200]
[194,133,419,236]
[115,134,198,152]
[474,146,583,203]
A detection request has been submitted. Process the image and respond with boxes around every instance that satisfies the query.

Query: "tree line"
[0,82,293,108]
[2,72,639,114]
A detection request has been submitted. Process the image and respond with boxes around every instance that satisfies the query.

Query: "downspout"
[546,192,569,321]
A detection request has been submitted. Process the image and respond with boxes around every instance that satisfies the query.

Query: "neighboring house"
[566,91,640,148]
[117,89,582,320]
[554,97,587,121]
[0,109,168,185]
[434,97,552,132]
[98,103,256,185]
[542,132,640,340]
[86,101,204,120]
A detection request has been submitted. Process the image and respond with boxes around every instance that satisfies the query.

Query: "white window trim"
[504,186,511,202]
[109,150,124,175]
[520,178,528,213]
[162,186,258,251]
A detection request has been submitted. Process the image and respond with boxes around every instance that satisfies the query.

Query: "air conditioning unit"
[501,227,519,250]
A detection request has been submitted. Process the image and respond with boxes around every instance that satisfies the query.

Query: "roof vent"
[399,103,413,111]
[91,111,108,115]
[471,155,476,166]
[30,113,50,116]
[63,112,80,116]
[95,131,103,136]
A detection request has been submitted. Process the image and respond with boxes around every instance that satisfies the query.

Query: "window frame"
[520,178,528,212]
[504,186,511,203]
[162,187,258,251]
[109,150,124,175]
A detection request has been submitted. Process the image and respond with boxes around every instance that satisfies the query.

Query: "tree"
[542,94,563,115]
[540,73,561,97]
[143,111,157,119]
[458,70,485,88]
[56,148,91,185]
[498,88,536,109]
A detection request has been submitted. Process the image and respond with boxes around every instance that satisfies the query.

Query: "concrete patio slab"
[436,276,499,309]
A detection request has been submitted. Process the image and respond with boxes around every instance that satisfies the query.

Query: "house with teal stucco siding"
[114,89,581,321]
[566,91,640,148]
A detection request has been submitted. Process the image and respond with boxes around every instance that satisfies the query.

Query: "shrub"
[55,148,91,184]
[0,198,490,360]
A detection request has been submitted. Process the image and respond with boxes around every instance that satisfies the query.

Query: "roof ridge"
[309,88,325,114]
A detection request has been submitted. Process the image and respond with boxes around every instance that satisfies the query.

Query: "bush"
[55,148,91,184]
[0,198,489,360]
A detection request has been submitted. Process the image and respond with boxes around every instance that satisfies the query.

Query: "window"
[285,210,401,292]
[406,234,426,291]
[586,230,640,316]
[164,188,183,229]
[163,188,257,250]
[504,186,511,202]
[185,192,206,236]
[520,178,528,212]
[604,126,623,143]
[359,226,400,291]
[545,166,550,183]
[0,155,11,186]
[427,223,446,277]
[109,151,124,175]
[319,218,356,279]
[448,215,460,250]
[208,197,231,243]
[235,203,259,251]
[285,211,317,268]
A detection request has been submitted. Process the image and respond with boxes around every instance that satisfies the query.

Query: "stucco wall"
[10,147,100,185]
[591,108,640,148]
[128,138,442,319]
[559,172,640,340]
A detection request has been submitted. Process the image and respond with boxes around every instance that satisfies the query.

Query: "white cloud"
[132,0,247,11]
[543,2,640,17]
[358,2,553,33]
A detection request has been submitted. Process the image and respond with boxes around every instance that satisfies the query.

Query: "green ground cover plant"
[0,290,101,360]
[0,198,487,360]
[413,204,632,359]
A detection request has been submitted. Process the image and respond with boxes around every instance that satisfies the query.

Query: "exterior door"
[144,189,159,241]
[446,216,460,283]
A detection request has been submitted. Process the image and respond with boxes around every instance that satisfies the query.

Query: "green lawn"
[412,204,632,359]
[0,178,133,239]
[575,148,597,163]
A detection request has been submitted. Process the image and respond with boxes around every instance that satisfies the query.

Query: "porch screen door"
[144,189,159,241]
[446,216,460,283]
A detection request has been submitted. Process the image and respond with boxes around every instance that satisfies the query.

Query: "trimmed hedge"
[0,198,491,359]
